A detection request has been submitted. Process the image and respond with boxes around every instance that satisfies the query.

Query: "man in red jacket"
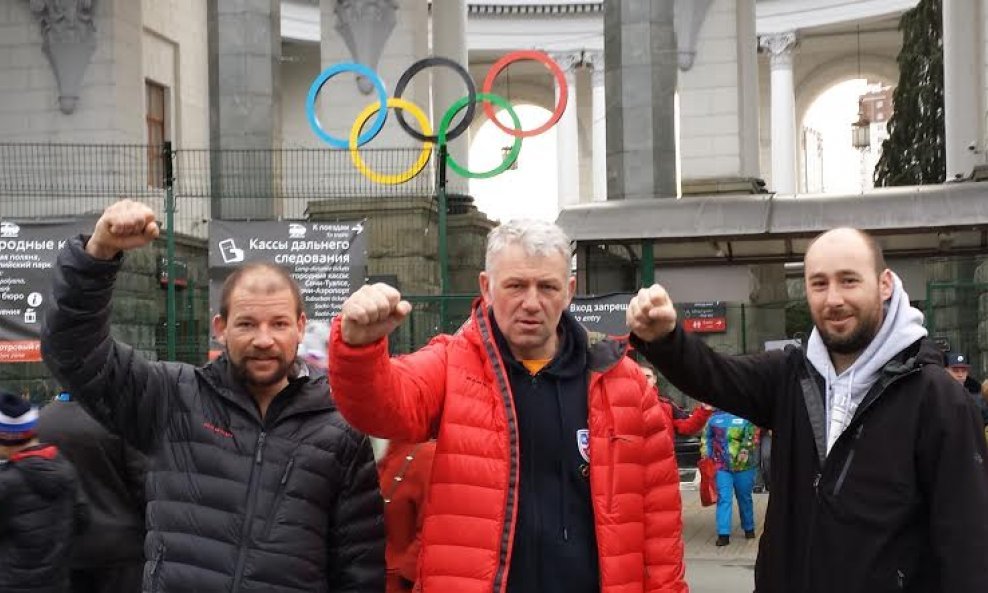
[329,219,687,593]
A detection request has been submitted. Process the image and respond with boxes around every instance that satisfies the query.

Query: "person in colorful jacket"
[700,410,758,546]
[328,219,687,593]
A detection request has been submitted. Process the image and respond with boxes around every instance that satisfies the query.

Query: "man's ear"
[211,314,227,345]
[479,271,492,306]
[879,269,894,301]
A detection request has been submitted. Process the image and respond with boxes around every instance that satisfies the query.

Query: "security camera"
[968,141,978,152]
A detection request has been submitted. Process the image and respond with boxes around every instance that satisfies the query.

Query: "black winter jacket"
[0,444,85,593]
[41,236,385,593]
[38,398,147,568]
[635,327,988,593]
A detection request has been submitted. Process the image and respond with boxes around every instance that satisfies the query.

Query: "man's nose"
[252,327,275,348]
[521,286,540,310]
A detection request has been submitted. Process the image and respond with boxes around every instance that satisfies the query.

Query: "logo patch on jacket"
[576,429,590,462]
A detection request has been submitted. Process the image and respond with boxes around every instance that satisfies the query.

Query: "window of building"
[146,81,168,188]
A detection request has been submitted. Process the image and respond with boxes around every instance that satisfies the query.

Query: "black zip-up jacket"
[492,312,600,593]
[635,327,988,593]
[41,236,385,593]
[0,444,86,593]
[38,399,147,568]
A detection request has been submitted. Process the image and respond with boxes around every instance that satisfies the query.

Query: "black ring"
[393,56,477,143]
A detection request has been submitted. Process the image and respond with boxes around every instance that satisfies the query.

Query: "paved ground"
[680,483,769,591]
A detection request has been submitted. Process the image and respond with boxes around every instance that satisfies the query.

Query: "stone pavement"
[680,485,769,564]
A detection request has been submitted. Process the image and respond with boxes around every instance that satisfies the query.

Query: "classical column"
[943,0,982,179]
[603,0,678,200]
[207,0,282,219]
[432,0,469,191]
[551,51,582,211]
[585,50,607,202]
[760,32,797,194]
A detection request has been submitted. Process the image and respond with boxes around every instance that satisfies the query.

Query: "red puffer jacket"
[329,302,687,593]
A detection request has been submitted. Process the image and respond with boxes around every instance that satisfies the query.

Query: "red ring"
[481,50,568,138]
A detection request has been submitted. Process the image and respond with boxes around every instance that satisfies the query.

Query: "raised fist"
[339,283,412,346]
[626,284,678,343]
[86,199,159,260]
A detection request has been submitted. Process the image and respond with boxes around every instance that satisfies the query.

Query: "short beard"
[817,315,881,356]
[228,356,293,389]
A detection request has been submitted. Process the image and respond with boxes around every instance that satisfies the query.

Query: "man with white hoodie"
[627,228,988,593]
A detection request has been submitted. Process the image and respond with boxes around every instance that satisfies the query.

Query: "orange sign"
[0,340,42,362]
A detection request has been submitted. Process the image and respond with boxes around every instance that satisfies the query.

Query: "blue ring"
[305,63,388,149]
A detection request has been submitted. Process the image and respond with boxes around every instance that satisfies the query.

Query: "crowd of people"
[1,199,987,593]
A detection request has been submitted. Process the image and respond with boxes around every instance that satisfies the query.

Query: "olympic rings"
[393,57,476,143]
[304,50,567,184]
[481,50,568,138]
[306,62,388,149]
[439,93,521,179]
[350,98,433,185]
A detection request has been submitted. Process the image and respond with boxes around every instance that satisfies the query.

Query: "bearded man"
[626,227,988,593]
[41,199,384,593]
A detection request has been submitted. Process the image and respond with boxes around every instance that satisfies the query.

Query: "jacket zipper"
[150,541,165,593]
[263,455,296,539]
[800,365,919,589]
[476,307,520,593]
[231,431,267,593]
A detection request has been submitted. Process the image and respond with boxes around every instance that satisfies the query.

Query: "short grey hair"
[485,219,573,273]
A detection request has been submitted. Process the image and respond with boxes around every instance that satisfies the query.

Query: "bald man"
[41,199,384,593]
[627,228,988,593]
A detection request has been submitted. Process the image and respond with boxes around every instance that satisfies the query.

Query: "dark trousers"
[71,563,144,593]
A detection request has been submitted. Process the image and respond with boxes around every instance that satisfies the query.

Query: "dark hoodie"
[0,444,85,593]
[492,310,600,593]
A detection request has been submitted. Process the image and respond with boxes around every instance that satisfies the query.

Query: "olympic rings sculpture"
[304,50,568,185]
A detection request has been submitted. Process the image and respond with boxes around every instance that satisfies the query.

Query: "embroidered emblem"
[576,428,590,463]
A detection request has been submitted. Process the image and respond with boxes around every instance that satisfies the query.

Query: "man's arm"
[328,283,451,442]
[41,201,172,452]
[641,388,688,593]
[627,285,784,429]
[326,432,386,593]
[916,379,988,591]
[671,405,712,436]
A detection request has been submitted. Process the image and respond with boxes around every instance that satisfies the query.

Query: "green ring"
[438,92,522,179]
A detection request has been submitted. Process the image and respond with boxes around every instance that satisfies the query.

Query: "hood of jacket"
[806,271,927,454]
[10,445,74,500]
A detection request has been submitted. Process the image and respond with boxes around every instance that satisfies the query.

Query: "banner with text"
[0,219,92,362]
[569,293,633,336]
[208,220,368,355]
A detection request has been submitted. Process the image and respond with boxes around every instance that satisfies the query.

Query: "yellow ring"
[349,98,433,185]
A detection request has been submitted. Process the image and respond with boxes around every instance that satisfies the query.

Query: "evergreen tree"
[874,0,944,186]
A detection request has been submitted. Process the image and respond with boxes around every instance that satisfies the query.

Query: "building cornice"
[467,3,602,16]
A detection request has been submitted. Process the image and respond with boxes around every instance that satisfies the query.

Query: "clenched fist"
[86,199,160,260]
[339,283,412,346]
[627,284,678,343]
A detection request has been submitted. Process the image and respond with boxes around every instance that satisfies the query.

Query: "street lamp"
[851,111,871,150]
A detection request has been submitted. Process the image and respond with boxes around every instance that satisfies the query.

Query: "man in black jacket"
[627,227,988,593]
[38,391,147,593]
[945,352,988,427]
[0,391,86,593]
[41,199,385,593]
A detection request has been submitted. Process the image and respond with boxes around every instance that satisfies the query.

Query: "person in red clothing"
[639,361,712,437]
[328,219,687,593]
[378,440,436,593]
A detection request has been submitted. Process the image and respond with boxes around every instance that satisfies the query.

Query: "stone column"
[943,0,982,180]
[551,51,582,210]
[586,51,607,202]
[603,0,678,200]
[432,0,470,193]
[760,32,797,194]
[207,0,282,220]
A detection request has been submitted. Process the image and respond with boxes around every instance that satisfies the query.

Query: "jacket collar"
[197,355,334,425]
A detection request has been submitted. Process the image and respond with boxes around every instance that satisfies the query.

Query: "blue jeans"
[715,468,756,536]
